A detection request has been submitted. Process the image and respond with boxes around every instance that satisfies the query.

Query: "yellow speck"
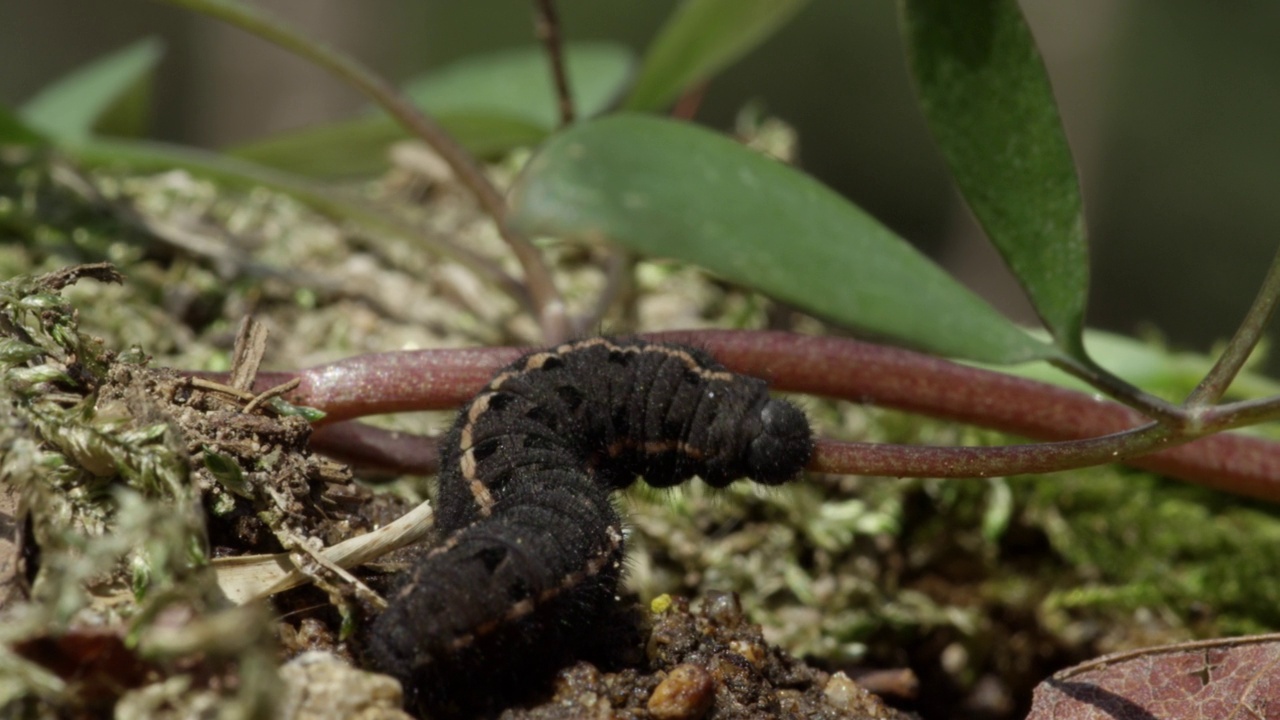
[650,594,673,613]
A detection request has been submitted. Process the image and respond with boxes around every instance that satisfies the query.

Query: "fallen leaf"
[1027,634,1280,719]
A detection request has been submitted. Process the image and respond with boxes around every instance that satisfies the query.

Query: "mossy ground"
[2,145,1279,719]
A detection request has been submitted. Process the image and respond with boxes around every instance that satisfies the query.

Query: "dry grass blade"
[212,499,434,604]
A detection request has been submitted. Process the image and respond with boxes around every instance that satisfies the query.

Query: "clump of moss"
[0,265,279,718]
[1029,471,1280,638]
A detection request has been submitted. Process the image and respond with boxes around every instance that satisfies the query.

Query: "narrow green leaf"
[229,112,546,177]
[229,43,633,177]
[510,115,1057,364]
[0,338,44,364]
[70,136,332,197]
[0,105,47,146]
[203,447,252,499]
[983,329,1280,403]
[625,0,810,112]
[7,365,73,389]
[901,0,1089,358]
[267,397,326,422]
[65,136,527,299]
[19,38,164,142]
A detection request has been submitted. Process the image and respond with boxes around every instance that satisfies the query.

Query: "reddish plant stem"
[811,432,1158,479]
[251,330,1280,503]
[254,346,524,421]
[532,0,574,127]
[662,331,1280,499]
[670,81,709,121]
[310,422,440,477]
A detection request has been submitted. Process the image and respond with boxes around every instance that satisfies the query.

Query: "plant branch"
[307,422,1176,482]
[812,423,1172,478]
[1200,394,1280,432]
[1185,242,1280,408]
[531,0,574,127]
[580,249,635,333]
[1048,353,1184,426]
[238,330,1280,502]
[670,81,709,121]
[310,422,440,477]
[149,0,569,341]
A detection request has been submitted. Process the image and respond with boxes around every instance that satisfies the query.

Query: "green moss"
[1029,471,1280,636]
[0,265,278,716]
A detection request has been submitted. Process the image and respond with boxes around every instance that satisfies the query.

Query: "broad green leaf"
[510,115,1057,364]
[402,42,632,128]
[901,0,1089,359]
[19,38,163,142]
[229,43,633,177]
[0,105,46,146]
[625,0,810,112]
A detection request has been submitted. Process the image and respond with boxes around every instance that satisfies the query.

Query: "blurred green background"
[2,0,1277,369]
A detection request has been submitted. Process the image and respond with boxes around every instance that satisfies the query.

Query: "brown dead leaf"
[1027,634,1280,719]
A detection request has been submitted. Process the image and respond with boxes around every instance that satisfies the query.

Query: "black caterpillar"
[365,338,813,716]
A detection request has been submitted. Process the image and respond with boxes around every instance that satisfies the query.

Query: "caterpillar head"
[744,397,813,485]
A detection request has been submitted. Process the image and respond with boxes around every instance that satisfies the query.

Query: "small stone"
[647,663,715,720]
[728,638,766,668]
[823,671,892,716]
[702,591,742,626]
[279,651,411,720]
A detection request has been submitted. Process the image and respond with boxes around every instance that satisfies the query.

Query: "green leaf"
[625,0,810,112]
[267,397,326,422]
[510,115,1057,364]
[983,329,1280,405]
[229,43,633,177]
[6,365,73,389]
[0,338,44,365]
[230,112,547,178]
[901,0,1089,358]
[19,38,163,142]
[71,136,334,197]
[203,447,252,499]
[0,105,47,146]
[402,42,633,127]
[65,136,528,294]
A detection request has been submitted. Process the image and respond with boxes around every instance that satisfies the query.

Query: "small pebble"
[279,651,410,720]
[728,638,765,668]
[702,591,742,626]
[647,663,715,720]
[824,671,891,716]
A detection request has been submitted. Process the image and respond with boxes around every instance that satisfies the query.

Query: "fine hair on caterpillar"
[363,337,813,716]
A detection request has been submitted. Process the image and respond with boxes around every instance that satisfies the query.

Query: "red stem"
[248,330,1280,503]
[310,422,440,477]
